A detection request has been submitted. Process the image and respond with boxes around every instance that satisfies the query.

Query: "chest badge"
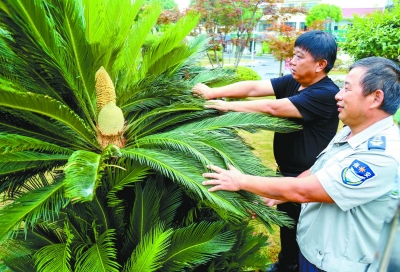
[341,159,376,186]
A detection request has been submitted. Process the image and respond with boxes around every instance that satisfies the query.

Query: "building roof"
[342,7,384,18]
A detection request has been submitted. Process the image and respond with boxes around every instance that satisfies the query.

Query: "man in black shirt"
[192,30,339,272]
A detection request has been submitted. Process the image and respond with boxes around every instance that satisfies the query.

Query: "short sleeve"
[315,152,398,211]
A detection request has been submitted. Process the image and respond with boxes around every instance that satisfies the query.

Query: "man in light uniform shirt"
[201,57,400,271]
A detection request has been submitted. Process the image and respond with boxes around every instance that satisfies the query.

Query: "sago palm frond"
[136,12,201,81]
[177,111,301,134]
[0,1,96,125]
[0,110,89,149]
[0,180,66,242]
[49,0,96,115]
[106,159,151,207]
[121,148,246,222]
[123,223,173,272]
[112,1,162,86]
[33,222,73,272]
[160,221,235,271]
[64,145,121,202]
[0,88,97,149]
[0,134,73,155]
[125,102,204,141]
[74,229,120,272]
[0,240,36,272]
[0,152,68,193]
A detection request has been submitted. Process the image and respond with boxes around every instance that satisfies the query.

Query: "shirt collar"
[346,116,395,149]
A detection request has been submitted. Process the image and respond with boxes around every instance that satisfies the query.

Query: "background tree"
[188,0,307,69]
[341,0,400,65]
[188,0,265,69]
[0,0,298,271]
[341,0,400,122]
[262,3,306,75]
[305,3,342,29]
[264,23,303,76]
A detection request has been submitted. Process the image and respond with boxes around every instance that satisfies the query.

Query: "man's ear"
[316,59,328,73]
[371,89,385,108]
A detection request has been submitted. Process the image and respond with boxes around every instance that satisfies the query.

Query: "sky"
[175,0,190,10]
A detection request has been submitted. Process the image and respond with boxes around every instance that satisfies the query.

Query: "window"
[300,22,306,31]
[260,22,272,31]
[285,22,296,29]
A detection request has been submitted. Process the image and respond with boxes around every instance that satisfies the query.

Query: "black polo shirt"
[271,74,340,175]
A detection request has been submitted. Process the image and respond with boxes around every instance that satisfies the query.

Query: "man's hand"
[205,100,229,112]
[202,165,244,192]
[261,197,286,207]
[192,83,213,100]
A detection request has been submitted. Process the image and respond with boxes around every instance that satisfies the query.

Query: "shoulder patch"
[341,159,376,186]
[368,136,386,150]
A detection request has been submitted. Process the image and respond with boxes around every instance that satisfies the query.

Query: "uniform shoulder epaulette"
[368,135,386,150]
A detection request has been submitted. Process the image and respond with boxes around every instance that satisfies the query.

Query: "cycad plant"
[0,0,298,271]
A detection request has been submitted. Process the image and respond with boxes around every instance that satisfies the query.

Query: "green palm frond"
[188,65,238,87]
[0,134,72,155]
[122,181,162,255]
[178,111,301,134]
[112,1,162,86]
[239,197,293,232]
[121,148,246,222]
[210,222,271,271]
[74,229,120,272]
[34,222,73,272]
[134,132,214,168]
[1,0,62,59]
[123,223,172,272]
[125,103,204,141]
[161,221,235,271]
[0,1,96,126]
[82,0,107,45]
[0,153,68,167]
[136,12,201,80]
[85,0,147,71]
[0,153,68,191]
[0,89,97,148]
[0,37,64,102]
[0,180,66,242]
[146,44,190,78]
[63,149,101,202]
[107,159,151,207]
[63,145,120,202]
[50,0,96,117]
[0,240,36,271]
[0,110,89,149]
[158,182,182,229]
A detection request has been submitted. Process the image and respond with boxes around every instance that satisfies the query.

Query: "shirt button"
[319,251,323,255]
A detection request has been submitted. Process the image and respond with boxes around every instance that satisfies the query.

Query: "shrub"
[228,65,262,81]
[207,50,223,64]
[262,42,271,54]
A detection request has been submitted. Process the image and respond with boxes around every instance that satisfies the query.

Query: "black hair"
[294,30,337,73]
[349,57,400,115]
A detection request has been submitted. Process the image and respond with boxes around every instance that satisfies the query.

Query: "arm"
[202,165,333,203]
[262,169,312,206]
[205,98,302,118]
[192,80,275,99]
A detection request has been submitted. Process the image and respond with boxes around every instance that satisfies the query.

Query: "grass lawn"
[240,130,281,264]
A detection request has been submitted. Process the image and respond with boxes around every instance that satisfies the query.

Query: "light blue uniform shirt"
[297,116,400,272]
